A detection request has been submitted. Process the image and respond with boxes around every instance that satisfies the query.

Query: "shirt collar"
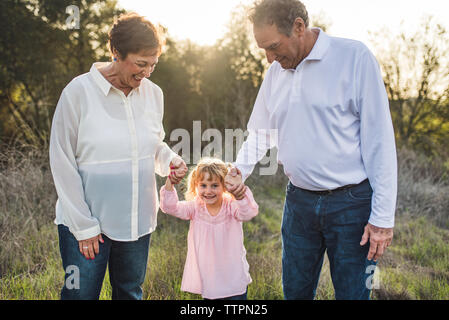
[280,27,330,72]
[89,62,141,96]
[303,28,330,62]
[90,62,113,96]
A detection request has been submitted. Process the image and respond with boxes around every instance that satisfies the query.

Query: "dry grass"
[0,145,448,299]
[0,145,57,278]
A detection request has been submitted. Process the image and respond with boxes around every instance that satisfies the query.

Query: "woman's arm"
[49,87,101,241]
[152,85,183,178]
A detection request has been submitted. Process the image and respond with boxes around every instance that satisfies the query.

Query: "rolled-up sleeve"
[49,88,101,240]
[358,50,398,228]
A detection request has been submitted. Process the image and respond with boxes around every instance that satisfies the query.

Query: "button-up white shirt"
[50,62,178,241]
[235,29,397,228]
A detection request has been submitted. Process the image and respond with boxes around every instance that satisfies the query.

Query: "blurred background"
[0,0,448,300]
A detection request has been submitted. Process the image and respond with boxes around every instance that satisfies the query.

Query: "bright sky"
[119,0,449,49]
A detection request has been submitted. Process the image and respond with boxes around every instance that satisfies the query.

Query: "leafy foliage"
[0,0,123,146]
[370,16,449,157]
[0,3,448,161]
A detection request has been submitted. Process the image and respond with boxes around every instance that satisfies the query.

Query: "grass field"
[0,147,448,300]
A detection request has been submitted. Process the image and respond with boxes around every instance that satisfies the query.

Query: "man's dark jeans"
[281,179,377,300]
[58,224,150,300]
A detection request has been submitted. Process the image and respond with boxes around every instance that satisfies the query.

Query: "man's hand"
[169,157,187,184]
[360,223,394,262]
[225,166,246,200]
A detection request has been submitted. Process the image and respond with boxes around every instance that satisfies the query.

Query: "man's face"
[253,22,305,70]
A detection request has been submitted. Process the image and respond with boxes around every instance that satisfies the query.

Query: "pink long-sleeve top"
[159,185,259,299]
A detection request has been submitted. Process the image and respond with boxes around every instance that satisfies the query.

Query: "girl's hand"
[225,167,246,200]
[78,234,104,260]
[169,157,188,185]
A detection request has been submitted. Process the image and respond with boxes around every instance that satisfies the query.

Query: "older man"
[227,0,397,300]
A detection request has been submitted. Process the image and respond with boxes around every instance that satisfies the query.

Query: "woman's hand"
[225,166,246,200]
[169,157,188,184]
[78,234,104,260]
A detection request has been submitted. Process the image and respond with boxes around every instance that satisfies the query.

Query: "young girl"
[159,157,259,300]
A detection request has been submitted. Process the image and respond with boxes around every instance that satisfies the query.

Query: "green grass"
[373,217,449,300]
[1,148,448,299]
[2,185,447,300]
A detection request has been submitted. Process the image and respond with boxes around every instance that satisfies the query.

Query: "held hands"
[225,166,246,200]
[169,157,188,185]
[360,223,394,262]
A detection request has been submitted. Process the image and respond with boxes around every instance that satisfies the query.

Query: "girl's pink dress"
[159,186,259,299]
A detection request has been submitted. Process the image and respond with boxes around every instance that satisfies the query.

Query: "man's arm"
[357,48,398,261]
[232,64,277,184]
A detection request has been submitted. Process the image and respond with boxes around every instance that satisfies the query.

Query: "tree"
[370,16,449,156]
[199,4,265,131]
[0,0,124,146]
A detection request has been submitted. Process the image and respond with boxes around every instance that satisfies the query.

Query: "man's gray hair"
[249,0,309,36]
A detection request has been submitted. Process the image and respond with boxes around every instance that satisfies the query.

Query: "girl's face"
[197,172,224,206]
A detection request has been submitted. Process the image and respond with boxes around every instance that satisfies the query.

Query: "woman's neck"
[99,62,133,96]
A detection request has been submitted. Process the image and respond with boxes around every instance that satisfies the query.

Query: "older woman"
[49,13,187,300]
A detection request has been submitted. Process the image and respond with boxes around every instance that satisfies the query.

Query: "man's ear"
[292,17,306,37]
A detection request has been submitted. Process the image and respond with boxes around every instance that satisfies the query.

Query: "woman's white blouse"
[50,62,178,241]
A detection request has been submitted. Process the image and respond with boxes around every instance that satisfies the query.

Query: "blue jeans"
[58,224,150,300]
[281,179,377,300]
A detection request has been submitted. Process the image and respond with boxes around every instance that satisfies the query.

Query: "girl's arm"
[160,179,195,220]
[165,176,174,191]
[231,186,259,222]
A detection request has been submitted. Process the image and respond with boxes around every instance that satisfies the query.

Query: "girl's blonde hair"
[184,157,231,201]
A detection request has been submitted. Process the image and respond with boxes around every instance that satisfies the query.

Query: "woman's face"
[117,49,159,88]
[196,173,224,206]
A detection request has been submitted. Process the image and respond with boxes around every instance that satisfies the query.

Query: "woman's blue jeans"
[58,224,150,300]
[281,179,377,300]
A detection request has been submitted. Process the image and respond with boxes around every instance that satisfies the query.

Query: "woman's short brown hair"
[108,12,163,59]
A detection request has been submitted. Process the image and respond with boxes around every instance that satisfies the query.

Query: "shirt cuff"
[71,224,102,241]
[368,216,395,229]
[164,153,180,176]
[160,184,177,194]
[232,163,251,183]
